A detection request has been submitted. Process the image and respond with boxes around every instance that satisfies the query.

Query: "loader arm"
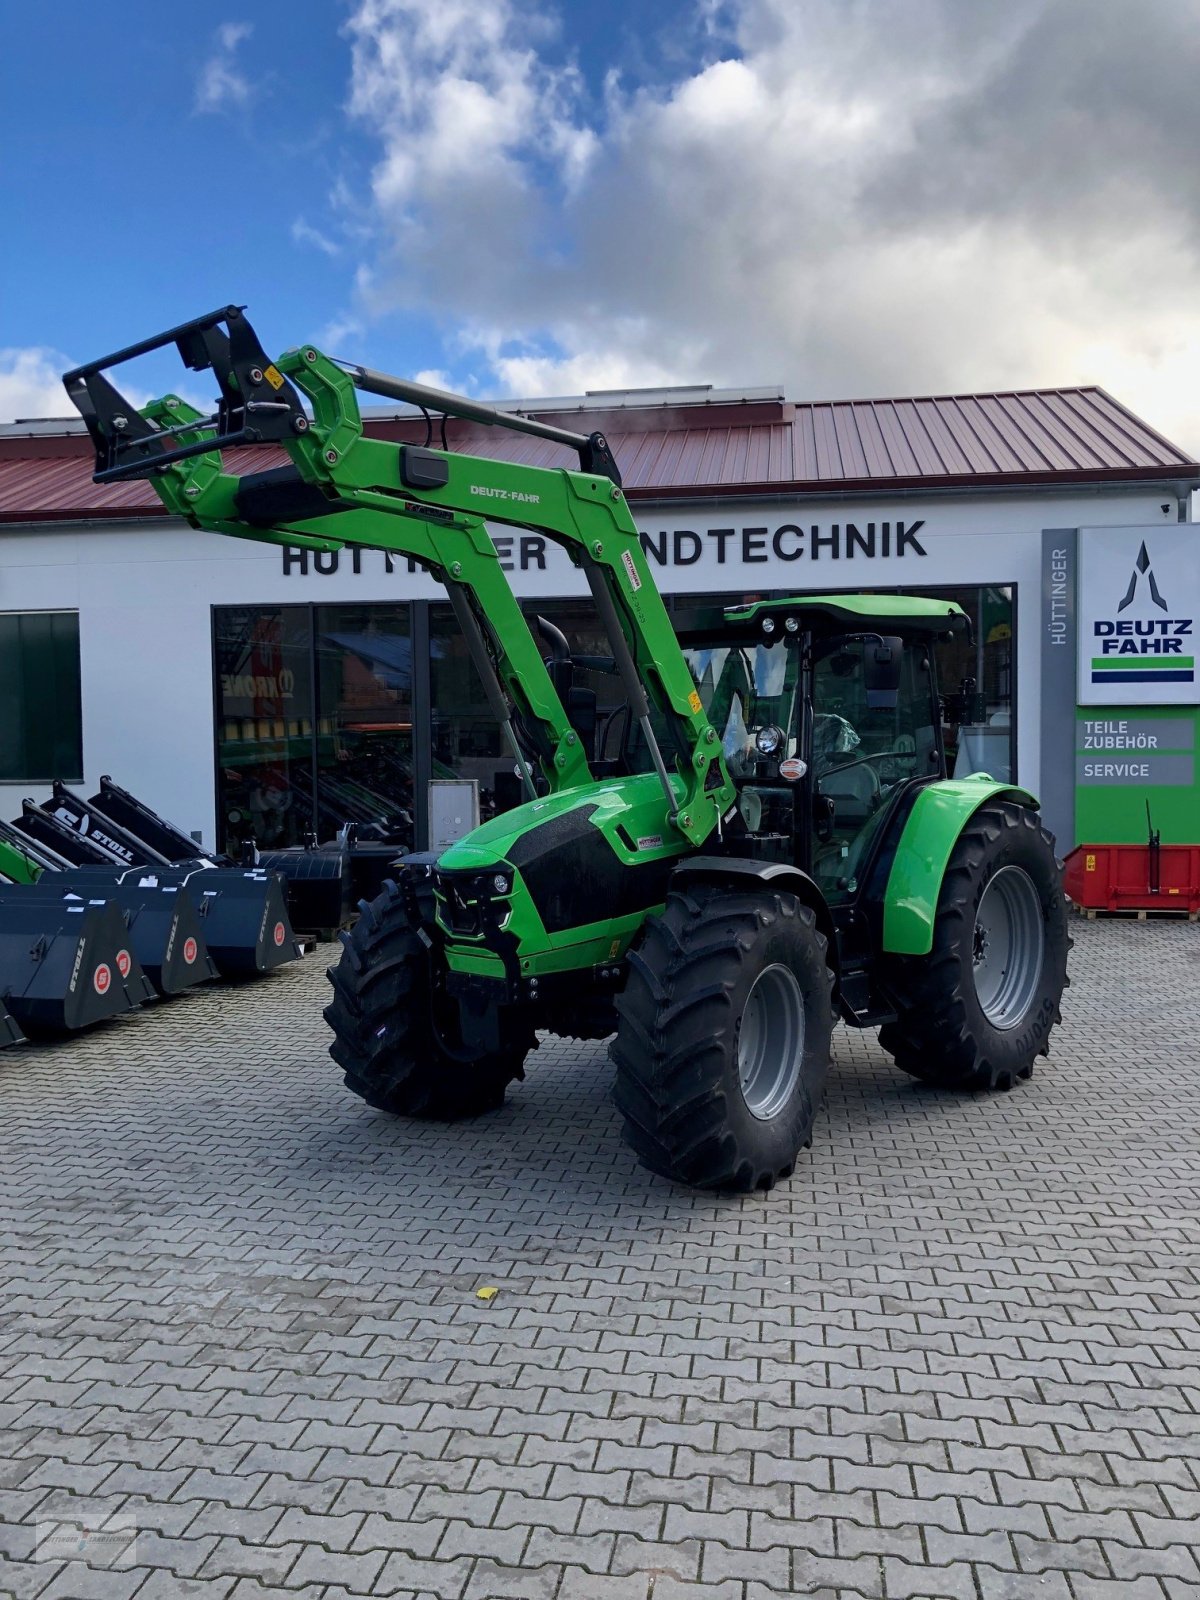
[63,306,736,843]
[135,395,591,800]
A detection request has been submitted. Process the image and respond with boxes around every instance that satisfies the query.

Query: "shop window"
[0,610,83,783]
[314,604,414,847]
[214,608,314,851]
[214,604,417,855]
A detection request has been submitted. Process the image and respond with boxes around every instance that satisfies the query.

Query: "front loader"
[64,306,1069,1190]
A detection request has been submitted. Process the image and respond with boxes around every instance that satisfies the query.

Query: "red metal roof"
[0,385,1195,523]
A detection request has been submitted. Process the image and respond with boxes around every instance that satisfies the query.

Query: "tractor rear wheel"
[612,884,834,1191]
[324,880,533,1118]
[878,802,1069,1091]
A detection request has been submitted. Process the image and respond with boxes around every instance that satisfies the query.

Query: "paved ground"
[0,916,1198,1600]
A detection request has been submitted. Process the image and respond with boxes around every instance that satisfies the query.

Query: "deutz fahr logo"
[1091,541,1194,687]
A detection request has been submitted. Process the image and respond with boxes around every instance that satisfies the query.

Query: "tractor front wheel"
[879,802,1069,1091]
[325,880,533,1119]
[612,885,834,1191]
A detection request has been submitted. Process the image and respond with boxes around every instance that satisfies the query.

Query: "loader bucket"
[89,775,228,866]
[255,847,351,933]
[0,895,148,1033]
[0,886,157,1012]
[40,780,170,868]
[52,878,219,996]
[0,817,75,873]
[189,870,301,977]
[65,866,302,978]
[10,801,120,867]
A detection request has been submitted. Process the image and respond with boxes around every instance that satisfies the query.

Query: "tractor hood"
[434,772,689,969]
[438,772,685,873]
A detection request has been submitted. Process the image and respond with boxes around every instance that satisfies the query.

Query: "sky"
[3,0,1200,451]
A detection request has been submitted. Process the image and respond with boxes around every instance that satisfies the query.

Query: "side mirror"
[864,636,903,709]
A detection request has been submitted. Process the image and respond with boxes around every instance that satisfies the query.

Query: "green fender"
[882,776,1039,956]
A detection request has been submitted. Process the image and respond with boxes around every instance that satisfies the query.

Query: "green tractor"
[65,306,1070,1190]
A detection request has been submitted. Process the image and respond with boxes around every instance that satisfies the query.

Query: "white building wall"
[0,486,1179,848]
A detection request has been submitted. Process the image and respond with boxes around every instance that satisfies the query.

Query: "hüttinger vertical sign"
[1077,526,1199,707]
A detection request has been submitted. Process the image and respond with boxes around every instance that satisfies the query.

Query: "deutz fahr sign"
[1077,526,1199,707]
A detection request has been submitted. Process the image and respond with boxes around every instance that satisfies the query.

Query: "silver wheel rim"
[738,963,806,1121]
[971,866,1045,1029]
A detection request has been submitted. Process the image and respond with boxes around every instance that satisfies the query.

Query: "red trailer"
[1064,842,1200,916]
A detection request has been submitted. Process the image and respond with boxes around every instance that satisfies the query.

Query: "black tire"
[324,880,533,1118]
[611,885,834,1191]
[878,802,1070,1091]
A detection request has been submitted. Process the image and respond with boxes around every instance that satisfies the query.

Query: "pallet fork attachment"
[63,306,310,483]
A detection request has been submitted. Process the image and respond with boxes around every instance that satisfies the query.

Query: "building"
[1,382,1197,858]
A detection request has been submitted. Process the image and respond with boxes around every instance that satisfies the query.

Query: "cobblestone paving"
[0,916,1198,1599]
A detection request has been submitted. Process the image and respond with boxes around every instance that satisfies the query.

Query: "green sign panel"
[1074,707,1200,844]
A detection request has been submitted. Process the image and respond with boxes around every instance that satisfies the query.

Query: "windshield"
[684,642,800,776]
[620,638,801,778]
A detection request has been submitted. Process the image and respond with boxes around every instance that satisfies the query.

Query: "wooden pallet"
[1073,904,1200,922]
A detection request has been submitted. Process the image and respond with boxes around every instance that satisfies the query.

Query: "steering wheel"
[823,748,916,777]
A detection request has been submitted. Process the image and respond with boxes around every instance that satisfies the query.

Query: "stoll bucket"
[49,878,219,996]
[38,780,174,869]
[173,869,302,978]
[88,775,229,866]
[0,817,75,874]
[0,893,152,1033]
[8,800,120,868]
[57,866,302,979]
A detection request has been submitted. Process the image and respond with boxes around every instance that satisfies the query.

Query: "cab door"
[808,638,940,902]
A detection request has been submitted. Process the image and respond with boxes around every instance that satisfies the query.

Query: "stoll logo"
[1091,541,1195,687]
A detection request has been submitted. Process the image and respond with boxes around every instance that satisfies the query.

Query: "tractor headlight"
[755,724,786,758]
[492,872,511,895]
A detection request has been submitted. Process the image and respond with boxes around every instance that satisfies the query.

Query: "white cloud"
[453,318,701,398]
[315,312,366,352]
[338,0,1200,450]
[342,0,597,316]
[195,21,254,114]
[0,349,204,426]
[291,217,340,257]
[0,347,74,423]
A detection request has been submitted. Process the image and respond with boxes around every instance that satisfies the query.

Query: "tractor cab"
[674,594,970,903]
